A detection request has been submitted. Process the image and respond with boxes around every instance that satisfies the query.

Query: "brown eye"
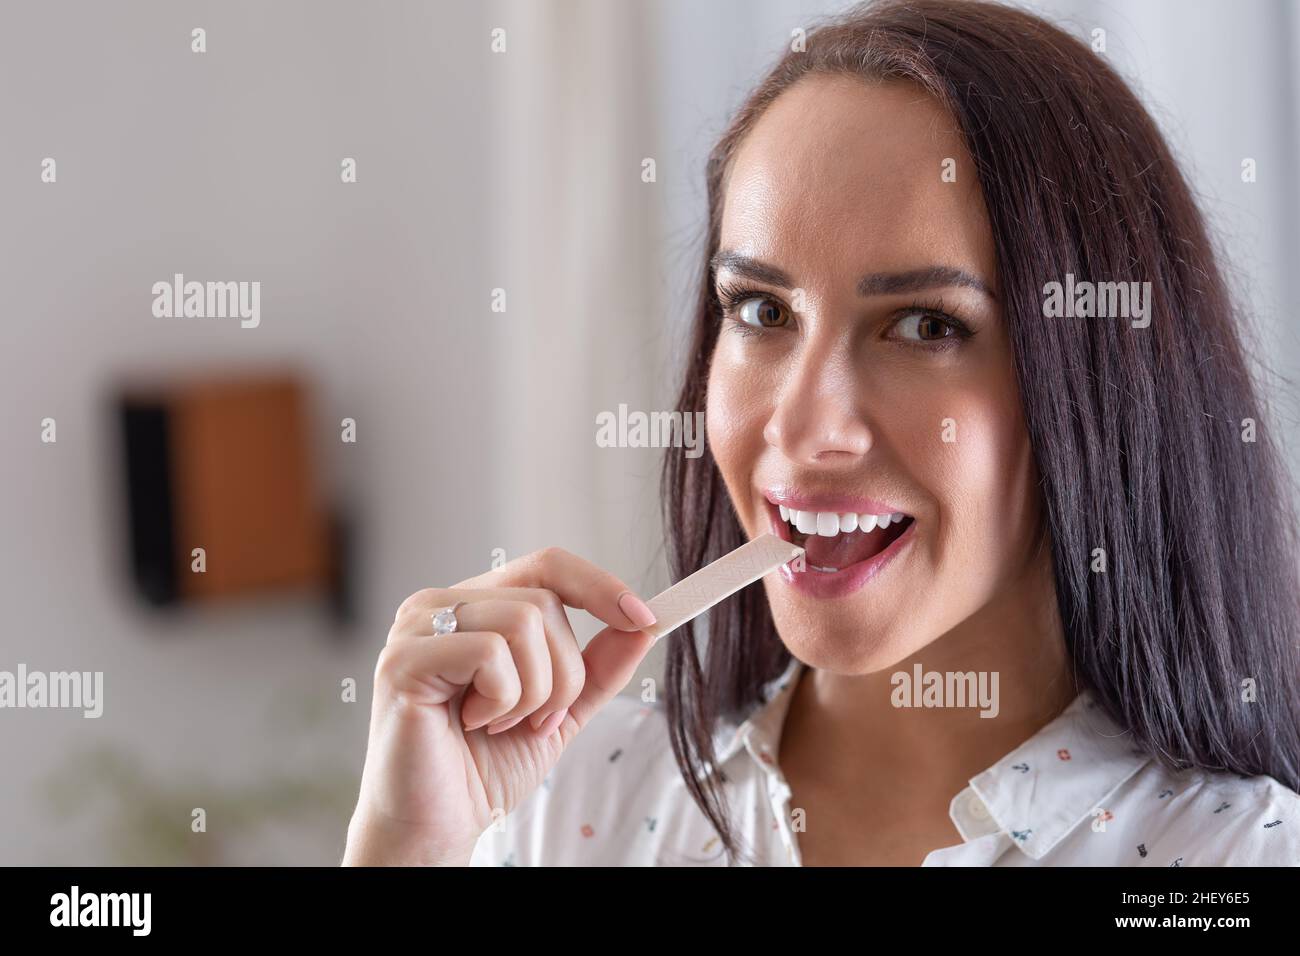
[896,311,957,342]
[737,296,788,328]
[918,316,951,339]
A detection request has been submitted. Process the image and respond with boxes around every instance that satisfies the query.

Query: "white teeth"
[777,506,906,537]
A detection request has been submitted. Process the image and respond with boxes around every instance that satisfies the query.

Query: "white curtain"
[485,0,673,644]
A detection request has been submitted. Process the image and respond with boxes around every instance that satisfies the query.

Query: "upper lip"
[762,486,909,516]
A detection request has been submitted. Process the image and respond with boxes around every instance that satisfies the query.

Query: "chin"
[762,588,927,675]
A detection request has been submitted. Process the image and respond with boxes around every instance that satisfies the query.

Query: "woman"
[342,0,1300,866]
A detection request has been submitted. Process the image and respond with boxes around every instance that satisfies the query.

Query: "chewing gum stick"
[641,533,804,641]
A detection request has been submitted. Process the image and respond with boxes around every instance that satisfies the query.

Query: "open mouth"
[769,502,915,573]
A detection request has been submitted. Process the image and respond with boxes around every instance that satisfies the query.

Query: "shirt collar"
[699,659,1151,859]
[699,655,804,781]
[966,687,1150,858]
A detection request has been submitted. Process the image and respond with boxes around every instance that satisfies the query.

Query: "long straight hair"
[661,0,1300,865]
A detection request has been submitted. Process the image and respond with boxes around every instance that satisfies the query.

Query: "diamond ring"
[431,601,467,636]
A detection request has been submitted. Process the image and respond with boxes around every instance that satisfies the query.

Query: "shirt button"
[967,792,991,820]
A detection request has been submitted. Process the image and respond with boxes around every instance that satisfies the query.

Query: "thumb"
[567,625,657,730]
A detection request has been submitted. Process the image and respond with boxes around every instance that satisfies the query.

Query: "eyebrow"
[709,251,995,300]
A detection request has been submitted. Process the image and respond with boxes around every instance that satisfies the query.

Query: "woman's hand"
[341,547,658,866]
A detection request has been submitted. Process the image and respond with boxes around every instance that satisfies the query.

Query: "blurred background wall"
[1,0,1295,864]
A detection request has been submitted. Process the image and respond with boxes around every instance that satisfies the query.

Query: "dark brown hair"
[662,0,1300,865]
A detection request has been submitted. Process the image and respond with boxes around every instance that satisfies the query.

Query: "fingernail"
[537,708,567,736]
[486,714,523,735]
[618,591,657,629]
[529,709,551,731]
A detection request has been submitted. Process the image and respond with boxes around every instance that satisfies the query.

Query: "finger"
[374,631,521,725]
[500,589,587,730]
[565,624,658,733]
[390,586,587,725]
[455,547,657,633]
[391,586,576,650]
[445,600,553,731]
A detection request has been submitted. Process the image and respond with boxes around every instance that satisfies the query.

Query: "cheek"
[895,370,1035,572]
[706,340,774,498]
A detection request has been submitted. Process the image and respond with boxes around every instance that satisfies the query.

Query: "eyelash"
[714,280,976,351]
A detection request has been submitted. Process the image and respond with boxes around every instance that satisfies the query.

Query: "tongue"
[801,528,889,569]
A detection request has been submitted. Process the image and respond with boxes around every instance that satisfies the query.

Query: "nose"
[762,339,872,466]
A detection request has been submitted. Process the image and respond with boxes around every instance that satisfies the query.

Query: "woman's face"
[707,74,1041,673]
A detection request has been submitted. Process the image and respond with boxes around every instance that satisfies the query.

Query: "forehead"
[720,74,995,285]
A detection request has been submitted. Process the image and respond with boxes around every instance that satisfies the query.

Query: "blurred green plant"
[41,686,362,865]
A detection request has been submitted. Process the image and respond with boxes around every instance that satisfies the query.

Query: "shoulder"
[1118,761,1300,866]
[469,693,681,866]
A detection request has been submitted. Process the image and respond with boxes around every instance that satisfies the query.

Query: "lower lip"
[769,505,915,599]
